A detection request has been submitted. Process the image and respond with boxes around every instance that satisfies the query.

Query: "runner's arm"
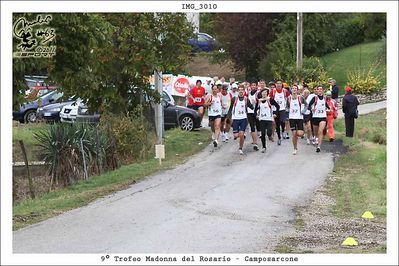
[307,97,316,110]
[301,96,308,114]
[270,98,280,114]
[227,97,235,117]
[247,99,254,110]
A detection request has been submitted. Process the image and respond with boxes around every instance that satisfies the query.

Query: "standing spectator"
[329,79,340,100]
[342,86,359,137]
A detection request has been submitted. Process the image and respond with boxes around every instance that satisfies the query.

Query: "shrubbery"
[347,65,382,94]
[259,55,329,88]
[34,123,112,187]
[99,105,155,164]
[34,105,155,188]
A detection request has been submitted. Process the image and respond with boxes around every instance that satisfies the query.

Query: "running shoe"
[277,139,282,145]
[306,138,311,145]
[286,132,290,139]
[239,149,244,155]
[213,140,218,147]
[261,147,266,153]
[312,137,317,146]
[225,133,229,141]
[253,144,259,151]
[316,146,321,153]
[293,149,297,155]
[268,136,274,142]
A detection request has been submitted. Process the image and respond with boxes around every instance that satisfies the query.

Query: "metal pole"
[154,70,164,144]
[296,12,303,81]
[80,138,88,180]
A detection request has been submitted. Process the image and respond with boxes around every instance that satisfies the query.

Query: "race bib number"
[261,113,268,118]
[277,100,283,105]
[194,97,202,103]
[317,109,324,114]
[291,109,299,114]
[238,110,245,115]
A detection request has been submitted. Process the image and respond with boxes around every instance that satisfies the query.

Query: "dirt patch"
[276,186,386,253]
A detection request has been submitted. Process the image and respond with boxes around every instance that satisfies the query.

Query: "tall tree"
[48,13,193,113]
[213,13,278,80]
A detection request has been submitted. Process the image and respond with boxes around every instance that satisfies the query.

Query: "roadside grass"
[13,128,210,230]
[13,122,49,162]
[277,109,387,254]
[321,40,386,95]
[326,109,387,218]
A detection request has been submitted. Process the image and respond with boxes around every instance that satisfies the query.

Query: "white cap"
[215,80,223,85]
[231,83,238,89]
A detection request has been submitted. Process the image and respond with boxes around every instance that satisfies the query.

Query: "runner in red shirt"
[188,80,206,123]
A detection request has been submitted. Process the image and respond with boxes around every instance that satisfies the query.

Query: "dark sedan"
[76,91,201,131]
[162,100,201,131]
[37,100,75,122]
[13,91,64,123]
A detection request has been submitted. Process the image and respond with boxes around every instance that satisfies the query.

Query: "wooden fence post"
[18,140,35,199]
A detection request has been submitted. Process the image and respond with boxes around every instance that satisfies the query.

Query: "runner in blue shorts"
[228,85,254,155]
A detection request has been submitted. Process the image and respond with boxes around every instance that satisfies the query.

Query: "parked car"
[25,85,58,101]
[13,91,64,123]
[188,32,217,52]
[74,91,201,131]
[37,100,75,122]
[59,100,83,123]
[162,101,201,131]
[24,75,46,89]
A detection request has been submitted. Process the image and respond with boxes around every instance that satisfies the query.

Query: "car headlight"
[49,108,61,112]
[37,107,43,112]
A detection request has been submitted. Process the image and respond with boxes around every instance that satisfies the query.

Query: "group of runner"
[186,79,338,155]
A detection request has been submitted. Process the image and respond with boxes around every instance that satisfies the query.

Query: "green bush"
[99,105,155,164]
[347,65,382,94]
[260,54,329,88]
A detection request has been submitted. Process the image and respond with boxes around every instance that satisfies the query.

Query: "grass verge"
[321,40,386,95]
[13,128,210,230]
[276,109,387,253]
[327,109,386,218]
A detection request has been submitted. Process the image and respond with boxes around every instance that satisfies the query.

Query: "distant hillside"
[321,40,386,93]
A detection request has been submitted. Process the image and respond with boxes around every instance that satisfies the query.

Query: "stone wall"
[336,88,387,108]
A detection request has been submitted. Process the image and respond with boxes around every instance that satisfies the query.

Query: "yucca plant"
[34,123,96,188]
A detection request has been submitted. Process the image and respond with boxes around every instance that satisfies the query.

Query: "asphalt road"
[13,101,386,254]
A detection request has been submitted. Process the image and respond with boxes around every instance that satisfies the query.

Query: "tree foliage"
[12,13,54,108]
[13,13,194,113]
[212,13,279,80]
[258,13,386,82]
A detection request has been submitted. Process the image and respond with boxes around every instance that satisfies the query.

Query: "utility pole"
[154,13,165,164]
[154,69,163,144]
[296,12,303,82]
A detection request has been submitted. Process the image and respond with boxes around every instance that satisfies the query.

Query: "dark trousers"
[275,110,286,140]
[345,115,355,137]
[259,120,273,148]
